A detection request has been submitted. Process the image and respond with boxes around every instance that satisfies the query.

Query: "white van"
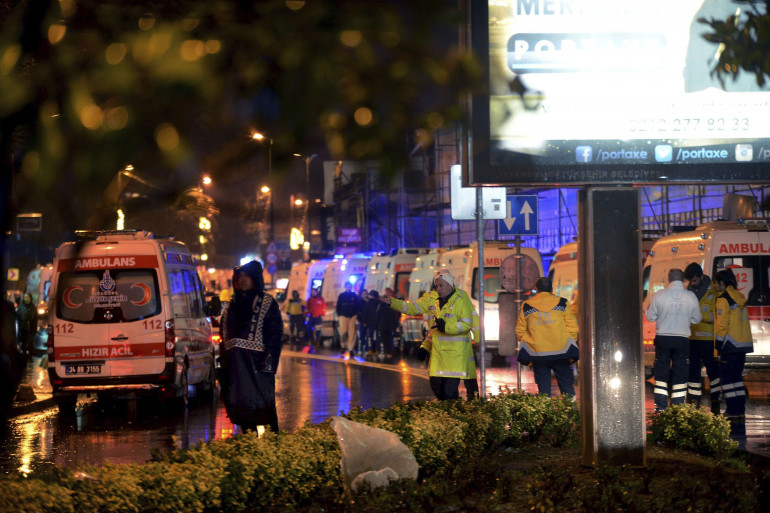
[25,264,54,328]
[363,248,429,297]
[642,220,770,370]
[320,254,371,342]
[46,230,216,412]
[276,259,332,334]
[401,248,447,345]
[439,242,544,355]
[548,239,655,314]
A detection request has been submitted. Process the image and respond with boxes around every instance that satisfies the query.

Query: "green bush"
[0,392,749,513]
[648,404,738,458]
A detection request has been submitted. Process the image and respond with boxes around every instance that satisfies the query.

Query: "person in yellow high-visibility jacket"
[380,269,475,400]
[516,276,579,397]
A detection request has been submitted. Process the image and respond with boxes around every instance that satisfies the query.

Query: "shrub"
[647,404,738,458]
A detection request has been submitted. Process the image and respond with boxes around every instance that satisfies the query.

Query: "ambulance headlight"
[484,311,499,341]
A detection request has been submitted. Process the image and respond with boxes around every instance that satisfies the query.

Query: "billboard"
[469,0,770,185]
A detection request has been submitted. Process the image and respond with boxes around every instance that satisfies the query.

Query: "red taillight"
[47,325,55,362]
[165,320,176,357]
[211,334,222,345]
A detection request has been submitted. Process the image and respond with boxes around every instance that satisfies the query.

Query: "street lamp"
[293,153,317,250]
[252,132,274,243]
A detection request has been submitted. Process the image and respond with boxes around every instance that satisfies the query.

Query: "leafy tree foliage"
[0,0,480,247]
[699,0,770,88]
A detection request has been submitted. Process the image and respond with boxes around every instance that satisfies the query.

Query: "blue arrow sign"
[499,195,539,235]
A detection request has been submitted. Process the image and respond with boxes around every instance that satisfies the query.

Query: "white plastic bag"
[330,416,419,491]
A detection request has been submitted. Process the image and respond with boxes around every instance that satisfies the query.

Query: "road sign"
[7,268,19,281]
[266,252,278,264]
[499,195,539,235]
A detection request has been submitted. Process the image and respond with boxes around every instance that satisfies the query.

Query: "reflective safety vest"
[690,282,718,341]
[515,291,579,364]
[389,288,475,379]
[715,286,754,354]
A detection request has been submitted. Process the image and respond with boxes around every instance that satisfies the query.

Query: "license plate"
[65,364,102,375]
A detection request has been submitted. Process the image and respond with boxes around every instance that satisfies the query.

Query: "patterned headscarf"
[434,269,454,288]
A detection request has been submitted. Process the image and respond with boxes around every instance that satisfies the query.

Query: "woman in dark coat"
[221,261,283,433]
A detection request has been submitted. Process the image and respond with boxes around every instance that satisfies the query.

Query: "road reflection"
[1,352,768,477]
[0,352,435,475]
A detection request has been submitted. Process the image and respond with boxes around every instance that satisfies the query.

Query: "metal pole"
[476,187,486,398]
[515,235,522,390]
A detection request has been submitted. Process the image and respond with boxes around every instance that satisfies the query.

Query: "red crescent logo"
[63,286,83,309]
[130,283,152,306]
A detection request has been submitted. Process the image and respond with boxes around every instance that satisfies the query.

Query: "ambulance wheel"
[180,365,190,408]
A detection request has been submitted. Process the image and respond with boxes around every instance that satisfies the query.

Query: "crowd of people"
[215,258,752,434]
[646,264,753,420]
[282,282,406,363]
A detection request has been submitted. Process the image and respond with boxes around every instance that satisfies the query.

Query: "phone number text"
[628,118,750,133]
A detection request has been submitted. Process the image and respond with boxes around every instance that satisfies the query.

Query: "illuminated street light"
[293,153,316,250]
[252,132,274,243]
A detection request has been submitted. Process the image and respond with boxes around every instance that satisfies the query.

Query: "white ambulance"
[320,254,371,343]
[548,241,579,307]
[25,263,54,328]
[548,239,655,314]
[439,242,544,355]
[401,248,447,346]
[642,220,770,370]
[363,248,429,297]
[47,230,216,412]
[276,259,332,334]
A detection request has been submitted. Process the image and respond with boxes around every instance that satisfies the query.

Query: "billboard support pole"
[476,187,486,398]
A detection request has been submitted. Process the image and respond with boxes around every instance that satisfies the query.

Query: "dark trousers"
[463,378,479,400]
[532,359,575,396]
[429,376,460,401]
[719,352,747,417]
[289,315,305,341]
[306,316,322,344]
[687,339,720,403]
[653,335,689,410]
[379,328,395,355]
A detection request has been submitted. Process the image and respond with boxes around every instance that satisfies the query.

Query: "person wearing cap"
[380,269,475,400]
[683,262,721,413]
[220,260,283,433]
[515,276,579,397]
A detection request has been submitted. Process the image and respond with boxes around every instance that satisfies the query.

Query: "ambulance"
[363,248,429,297]
[439,242,544,355]
[548,242,579,308]
[46,230,216,412]
[548,239,655,314]
[320,254,371,343]
[401,248,447,346]
[25,263,54,328]
[642,220,770,370]
[276,259,332,334]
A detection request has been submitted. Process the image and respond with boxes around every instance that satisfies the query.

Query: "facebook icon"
[575,145,593,163]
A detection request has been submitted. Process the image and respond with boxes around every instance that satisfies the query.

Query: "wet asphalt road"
[1,347,769,476]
